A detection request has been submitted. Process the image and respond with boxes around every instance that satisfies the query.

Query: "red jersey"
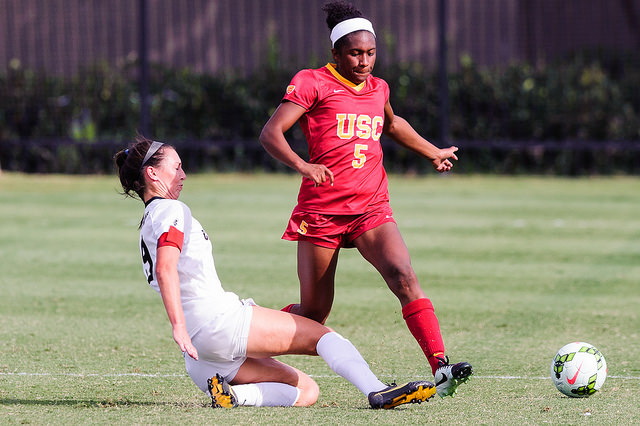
[283,63,390,214]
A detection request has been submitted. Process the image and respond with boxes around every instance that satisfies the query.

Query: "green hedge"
[378,50,640,141]
[1,50,639,174]
[1,49,639,143]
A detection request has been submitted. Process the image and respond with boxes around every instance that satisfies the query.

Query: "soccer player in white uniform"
[114,136,437,409]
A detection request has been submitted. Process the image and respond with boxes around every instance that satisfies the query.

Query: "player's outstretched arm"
[260,102,334,186]
[382,101,458,173]
[156,245,199,360]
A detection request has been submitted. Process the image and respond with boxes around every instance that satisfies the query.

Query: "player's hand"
[432,146,459,173]
[173,325,198,360]
[299,162,334,187]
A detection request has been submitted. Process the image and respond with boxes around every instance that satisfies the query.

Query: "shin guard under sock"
[402,298,445,375]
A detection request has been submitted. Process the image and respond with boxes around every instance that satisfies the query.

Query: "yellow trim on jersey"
[325,63,366,92]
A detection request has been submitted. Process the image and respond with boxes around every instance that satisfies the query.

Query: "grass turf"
[1,172,638,424]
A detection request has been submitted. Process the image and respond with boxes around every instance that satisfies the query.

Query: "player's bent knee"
[294,377,320,406]
[387,264,418,288]
[385,264,425,302]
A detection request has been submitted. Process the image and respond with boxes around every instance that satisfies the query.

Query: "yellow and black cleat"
[368,380,436,409]
[207,373,238,408]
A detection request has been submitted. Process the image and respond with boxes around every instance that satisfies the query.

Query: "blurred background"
[1,0,639,174]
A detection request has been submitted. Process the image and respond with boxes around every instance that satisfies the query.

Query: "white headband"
[330,17,376,48]
[141,141,164,170]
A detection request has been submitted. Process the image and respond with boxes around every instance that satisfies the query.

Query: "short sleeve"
[282,69,319,111]
[150,200,189,241]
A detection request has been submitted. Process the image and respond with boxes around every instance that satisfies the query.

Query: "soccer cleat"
[434,356,473,398]
[368,380,436,409]
[207,373,238,408]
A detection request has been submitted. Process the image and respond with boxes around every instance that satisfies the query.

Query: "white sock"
[316,331,386,395]
[232,382,300,407]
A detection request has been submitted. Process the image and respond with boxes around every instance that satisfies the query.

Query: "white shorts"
[184,298,255,394]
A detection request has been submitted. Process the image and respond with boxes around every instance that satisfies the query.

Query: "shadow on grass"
[0,398,207,408]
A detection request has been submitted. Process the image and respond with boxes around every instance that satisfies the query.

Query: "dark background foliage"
[1,49,639,174]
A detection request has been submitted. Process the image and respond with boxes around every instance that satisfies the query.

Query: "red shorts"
[282,202,396,249]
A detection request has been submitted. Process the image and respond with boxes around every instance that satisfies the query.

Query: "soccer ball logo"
[551,342,607,397]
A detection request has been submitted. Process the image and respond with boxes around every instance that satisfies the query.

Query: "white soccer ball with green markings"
[550,342,607,397]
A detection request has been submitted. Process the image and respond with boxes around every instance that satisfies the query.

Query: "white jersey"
[139,197,241,336]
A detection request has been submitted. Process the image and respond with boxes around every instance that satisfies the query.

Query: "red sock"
[402,298,445,375]
[281,303,296,313]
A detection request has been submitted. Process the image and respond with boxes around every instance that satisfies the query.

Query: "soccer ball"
[550,342,607,397]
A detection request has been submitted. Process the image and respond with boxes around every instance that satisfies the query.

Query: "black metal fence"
[2,0,639,75]
[1,0,639,174]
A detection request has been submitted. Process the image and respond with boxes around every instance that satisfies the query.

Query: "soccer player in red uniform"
[260,1,472,397]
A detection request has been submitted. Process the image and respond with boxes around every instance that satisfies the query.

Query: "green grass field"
[1,172,639,424]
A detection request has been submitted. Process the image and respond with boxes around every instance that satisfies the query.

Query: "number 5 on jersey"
[352,143,368,169]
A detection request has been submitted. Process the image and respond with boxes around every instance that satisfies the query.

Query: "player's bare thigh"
[353,222,413,270]
[353,222,425,303]
[245,305,331,357]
